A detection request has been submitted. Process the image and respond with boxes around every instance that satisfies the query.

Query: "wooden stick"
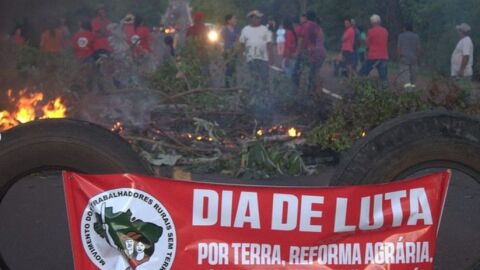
[168,87,245,100]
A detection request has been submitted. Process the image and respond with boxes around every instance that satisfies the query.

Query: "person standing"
[122,14,136,44]
[239,10,273,121]
[397,23,421,89]
[239,10,273,90]
[294,15,306,37]
[91,4,112,59]
[11,25,27,45]
[282,18,297,79]
[40,21,63,54]
[71,21,95,62]
[451,23,474,80]
[132,15,152,55]
[293,11,326,91]
[186,11,208,42]
[221,14,240,87]
[276,24,286,56]
[340,16,356,78]
[357,25,367,67]
[186,11,209,60]
[360,14,389,85]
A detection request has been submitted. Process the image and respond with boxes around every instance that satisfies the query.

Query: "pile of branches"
[111,43,324,178]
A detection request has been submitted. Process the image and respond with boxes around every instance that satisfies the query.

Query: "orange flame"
[111,121,125,134]
[0,89,67,131]
[288,127,301,138]
[15,92,44,123]
[41,97,67,119]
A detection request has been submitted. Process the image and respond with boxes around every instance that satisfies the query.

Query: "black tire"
[330,110,480,185]
[0,119,152,196]
[0,119,151,270]
[0,119,151,269]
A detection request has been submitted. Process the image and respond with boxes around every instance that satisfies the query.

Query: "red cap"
[193,11,205,21]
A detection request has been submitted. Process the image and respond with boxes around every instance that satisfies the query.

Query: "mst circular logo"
[80,188,176,270]
[77,37,89,48]
[131,35,141,45]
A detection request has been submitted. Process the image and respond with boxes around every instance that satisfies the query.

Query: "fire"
[0,112,17,130]
[0,89,67,131]
[180,132,215,142]
[42,97,67,119]
[111,121,125,134]
[14,92,44,123]
[257,126,301,138]
[288,127,301,138]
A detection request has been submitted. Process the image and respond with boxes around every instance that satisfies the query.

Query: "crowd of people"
[215,10,474,90]
[5,6,476,91]
[7,5,174,65]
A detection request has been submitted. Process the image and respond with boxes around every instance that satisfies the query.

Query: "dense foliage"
[307,78,472,152]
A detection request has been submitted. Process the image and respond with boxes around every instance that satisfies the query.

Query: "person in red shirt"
[91,5,112,58]
[340,16,356,77]
[186,11,209,58]
[282,18,297,78]
[71,21,95,63]
[11,25,27,45]
[293,11,325,91]
[187,11,209,39]
[131,15,152,55]
[293,14,306,39]
[360,14,389,84]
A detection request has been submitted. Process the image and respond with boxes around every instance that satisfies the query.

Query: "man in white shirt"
[451,23,474,79]
[239,10,273,93]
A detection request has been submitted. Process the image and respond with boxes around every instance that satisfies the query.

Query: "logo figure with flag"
[93,203,163,269]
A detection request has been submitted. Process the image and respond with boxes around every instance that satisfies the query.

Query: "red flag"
[63,171,450,270]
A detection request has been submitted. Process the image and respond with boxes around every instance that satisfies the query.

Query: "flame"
[0,89,67,131]
[0,111,17,130]
[361,131,367,137]
[256,129,264,137]
[288,127,301,138]
[15,92,44,123]
[111,121,125,134]
[41,97,67,119]
[183,132,214,143]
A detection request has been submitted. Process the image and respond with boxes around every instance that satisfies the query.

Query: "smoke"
[0,0,200,133]
[78,90,161,131]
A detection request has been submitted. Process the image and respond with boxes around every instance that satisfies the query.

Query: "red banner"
[63,171,450,270]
